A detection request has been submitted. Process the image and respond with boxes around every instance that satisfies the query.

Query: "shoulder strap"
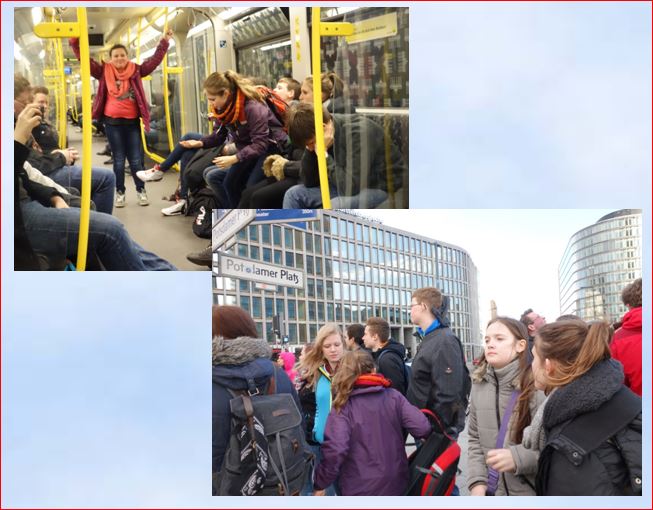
[486,389,520,495]
[560,386,641,454]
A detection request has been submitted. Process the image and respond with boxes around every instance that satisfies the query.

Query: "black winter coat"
[536,359,642,496]
[405,325,470,437]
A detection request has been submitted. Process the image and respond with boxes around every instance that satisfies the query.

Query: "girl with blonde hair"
[313,350,431,495]
[296,323,344,495]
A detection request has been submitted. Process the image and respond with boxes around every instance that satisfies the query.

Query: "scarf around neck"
[104,62,137,98]
[214,88,247,126]
[354,373,391,388]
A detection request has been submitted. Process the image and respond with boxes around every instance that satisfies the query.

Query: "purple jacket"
[69,38,169,132]
[314,386,431,496]
[200,99,288,162]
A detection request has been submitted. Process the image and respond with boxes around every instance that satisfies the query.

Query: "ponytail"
[204,70,264,102]
[535,320,612,388]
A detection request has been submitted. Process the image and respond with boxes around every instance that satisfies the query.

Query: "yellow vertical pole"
[75,7,93,270]
[56,38,67,148]
[161,9,175,152]
[310,7,331,209]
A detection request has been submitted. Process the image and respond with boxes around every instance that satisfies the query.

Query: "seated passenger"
[14,104,176,271]
[31,85,60,153]
[201,71,289,208]
[282,103,406,209]
[275,77,301,104]
[14,75,116,215]
[300,72,348,114]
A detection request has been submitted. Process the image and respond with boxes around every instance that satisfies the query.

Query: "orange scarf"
[354,373,391,388]
[104,62,137,98]
[214,88,246,126]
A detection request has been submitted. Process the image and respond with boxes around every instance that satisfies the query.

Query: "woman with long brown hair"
[467,317,544,496]
[296,324,344,495]
[530,320,641,495]
[313,350,431,495]
[198,70,289,208]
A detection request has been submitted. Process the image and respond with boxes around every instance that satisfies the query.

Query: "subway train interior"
[14,6,409,271]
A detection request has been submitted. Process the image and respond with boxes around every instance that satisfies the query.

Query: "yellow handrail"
[34,7,92,270]
[161,9,175,155]
[310,8,353,209]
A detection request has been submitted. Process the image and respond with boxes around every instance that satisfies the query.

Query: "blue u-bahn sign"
[252,209,319,229]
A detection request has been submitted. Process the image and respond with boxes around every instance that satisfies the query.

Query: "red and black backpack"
[404,409,461,496]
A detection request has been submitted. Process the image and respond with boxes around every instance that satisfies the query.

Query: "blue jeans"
[300,443,338,496]
[47,165,115,215]
[283,185,388,209]
[20,200,176,271]
[159,132,202,199]
[204,149,275,208]
[104,123,145,193]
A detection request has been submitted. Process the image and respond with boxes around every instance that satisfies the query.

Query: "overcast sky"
[368,209,617,330]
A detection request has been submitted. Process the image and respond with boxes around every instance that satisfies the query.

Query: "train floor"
[66,127,208,271]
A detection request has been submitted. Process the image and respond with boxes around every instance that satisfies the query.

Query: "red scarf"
[214,88,246,126]
[354,373,391,388]
[104,62,137,98]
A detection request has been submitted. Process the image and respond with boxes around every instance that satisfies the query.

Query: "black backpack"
[377,349,412,396]
[186,188,215,239]
[184,144,224,195]
[405,409,461,496]
[217,375,314,496]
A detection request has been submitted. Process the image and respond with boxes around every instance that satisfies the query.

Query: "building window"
[314,235,322,254]
[306,233,313,252]
[363,225,370,243]
[263,247,272,263]
[249,224,259,242]
[284,229,293,250]
[261,224,271,244]
[288,300,296,320]
[308,301,316,320]
[252,297,262,318]
[274,250,282,264]
[250,246,260,260]
[238,243,247,257]
[298,301,306,320]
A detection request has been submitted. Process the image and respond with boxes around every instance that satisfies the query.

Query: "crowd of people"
[212,280,643,496]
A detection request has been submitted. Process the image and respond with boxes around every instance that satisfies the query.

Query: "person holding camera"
[14,75,116,215]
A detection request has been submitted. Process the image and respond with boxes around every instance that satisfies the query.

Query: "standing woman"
[467,317,544,496]
[70,29,173,207]
[201,70,289,208]
[296,324,344,495]
[531,321,642,495]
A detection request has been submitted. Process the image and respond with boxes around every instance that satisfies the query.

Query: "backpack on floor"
[404,409,461,496]
[257,86,289,129]
[186,188,216,239]
[217,375,314,496]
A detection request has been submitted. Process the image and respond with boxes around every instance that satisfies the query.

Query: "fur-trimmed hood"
[543,358,624,430]
[212,336,272,365]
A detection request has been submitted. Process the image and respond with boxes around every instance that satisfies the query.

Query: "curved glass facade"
[213,210,480,362]
[559,209,642,322]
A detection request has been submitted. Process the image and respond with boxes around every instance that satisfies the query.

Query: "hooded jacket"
[467,358,545,495]
[610,307,642,396]
[406,324,470,437]
[314,385,431,495]
[374,340,408,395]
[69,38,169,132]
[536,359,642,495]
[212,336,300,482]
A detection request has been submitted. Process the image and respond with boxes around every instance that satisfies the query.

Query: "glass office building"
[213,210,481,361]
[559,209,642,323]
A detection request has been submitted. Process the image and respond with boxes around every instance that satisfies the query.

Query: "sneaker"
[161,199,187,216]
[137,189,149,206]
[136,165,164,182]
[186,244,213,268]
[103,158,113,165]
[115,191,126,208]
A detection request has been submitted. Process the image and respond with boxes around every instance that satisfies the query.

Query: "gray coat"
[467,358,545,495]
